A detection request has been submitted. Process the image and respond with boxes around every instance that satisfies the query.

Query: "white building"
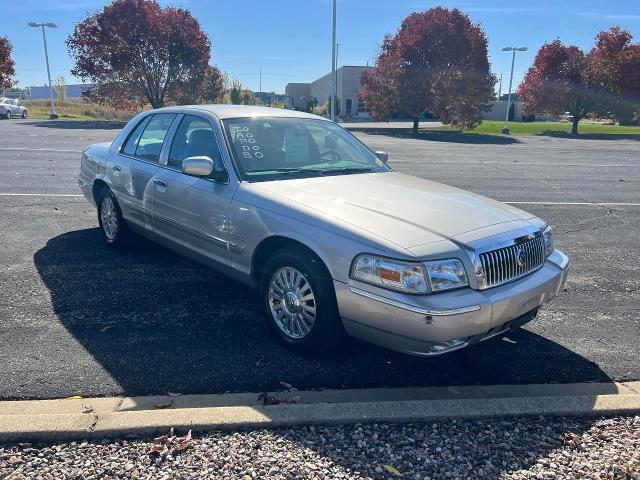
[286,66,371,119]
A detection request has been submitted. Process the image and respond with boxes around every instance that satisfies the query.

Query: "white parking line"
[0,193,83,197]
[0,193,638,206]
[508,201,640,206]
[1,147,81,153]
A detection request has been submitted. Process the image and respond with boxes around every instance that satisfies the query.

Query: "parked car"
[0,97,27,119]
[78,105,569,356]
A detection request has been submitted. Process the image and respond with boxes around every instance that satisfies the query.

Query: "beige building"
[285,66,371,118]
[483,100,523,122]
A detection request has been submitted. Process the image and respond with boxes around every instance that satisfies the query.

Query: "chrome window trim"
[348,286,480,316]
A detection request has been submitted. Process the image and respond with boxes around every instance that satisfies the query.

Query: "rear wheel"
[4,110,11,119]
[261,247,346,354]
[97,187,132,248]
[21,110,27,119]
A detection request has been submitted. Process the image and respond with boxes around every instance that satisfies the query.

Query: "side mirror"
[182,155,227,183]
[375,151,389,163]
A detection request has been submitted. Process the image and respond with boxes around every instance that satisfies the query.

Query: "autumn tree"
[518,40,610,135]
[588,27,640,124]
[0,36,16,91]
[67,0,211,109]
[360,7,496,134]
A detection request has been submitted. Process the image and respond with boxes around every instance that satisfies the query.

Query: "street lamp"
[28,22,59,119]
[501,46,527,134]
[330,0,337,122]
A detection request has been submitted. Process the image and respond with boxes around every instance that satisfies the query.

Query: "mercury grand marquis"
[78,105,569,356]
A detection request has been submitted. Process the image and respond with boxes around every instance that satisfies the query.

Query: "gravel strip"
[1,415,638,479]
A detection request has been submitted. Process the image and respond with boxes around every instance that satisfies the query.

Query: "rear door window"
[135,113,177,163]
[121,116,151,157]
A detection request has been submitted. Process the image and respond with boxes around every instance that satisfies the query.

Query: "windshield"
[222,117,390,181]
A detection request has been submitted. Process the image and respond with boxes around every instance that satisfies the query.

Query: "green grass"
[426,120,640,136]
[23,99,137,122]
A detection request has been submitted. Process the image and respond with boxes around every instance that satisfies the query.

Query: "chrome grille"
[478,235,545,289]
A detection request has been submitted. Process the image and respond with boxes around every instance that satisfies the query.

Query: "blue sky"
[5,0,640,94]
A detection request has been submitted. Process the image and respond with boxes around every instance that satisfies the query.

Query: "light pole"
[28,22,59,119]
[501,46,527,134]
[330,0,337,122]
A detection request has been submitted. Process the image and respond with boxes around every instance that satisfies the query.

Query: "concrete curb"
[1,382,639,443]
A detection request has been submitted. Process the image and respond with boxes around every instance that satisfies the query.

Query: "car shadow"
[25,120,126,130]
[536,130,640,140]
[32,228,613,399]
[354,129,522,144]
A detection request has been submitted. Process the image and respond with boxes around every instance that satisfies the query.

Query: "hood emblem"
[516,248,526,267]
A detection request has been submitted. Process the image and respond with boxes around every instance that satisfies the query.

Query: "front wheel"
[261,247,346,354]
[21,110,27,119]
[97,187,132,248]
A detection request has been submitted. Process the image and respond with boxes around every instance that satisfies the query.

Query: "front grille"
[478,235,545,289]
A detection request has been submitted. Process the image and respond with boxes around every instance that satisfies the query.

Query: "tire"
[5,110,11,119]
[96,187,132,248]
[260,246,346,354]
[21,110,27,119]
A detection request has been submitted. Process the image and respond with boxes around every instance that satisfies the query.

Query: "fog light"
[427,338,468,353]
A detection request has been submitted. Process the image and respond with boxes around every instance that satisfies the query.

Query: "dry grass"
[22,99,140,122]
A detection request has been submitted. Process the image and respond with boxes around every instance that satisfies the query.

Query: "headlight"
[543,226,554,257]
[350,255,468,294]
[424,259,468,292]
[350,255,428,293]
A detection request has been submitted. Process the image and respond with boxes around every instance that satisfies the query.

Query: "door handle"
[112,164,121,172]
[154,178,168,188]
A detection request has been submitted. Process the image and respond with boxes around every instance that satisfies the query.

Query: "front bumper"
[336,249,569,356]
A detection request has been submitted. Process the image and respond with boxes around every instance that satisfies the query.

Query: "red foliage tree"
[0,36,16,91]
[360,7,496,133]
[518,40,605,135]
[67,0,211,109]
[588,27,640,124]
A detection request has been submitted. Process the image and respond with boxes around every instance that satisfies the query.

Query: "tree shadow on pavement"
[354,129,522,144]
[537,130,640,141]
[29,228,614,400]
[26,120,126,130]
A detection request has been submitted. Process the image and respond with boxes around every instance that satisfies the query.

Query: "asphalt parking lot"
[0,119,638,400]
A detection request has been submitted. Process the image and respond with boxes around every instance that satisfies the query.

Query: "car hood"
[252,172,536,250]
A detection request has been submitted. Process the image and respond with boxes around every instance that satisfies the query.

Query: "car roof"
[156,104,330,121]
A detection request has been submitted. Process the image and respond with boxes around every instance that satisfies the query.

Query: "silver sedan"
[78,105,569,356]
[0,97,27,119]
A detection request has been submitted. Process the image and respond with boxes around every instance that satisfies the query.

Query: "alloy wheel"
[100,195,119,241]
[268,266,317,339]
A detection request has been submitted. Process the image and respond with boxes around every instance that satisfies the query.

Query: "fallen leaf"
[175,430,192,452]
[82,405,95,414]
[65,395,82,400]
[382,464,402,476]
[167,392,182,398]
[100,325,113,333]
[280,381,297,391]
[154,400,173,409]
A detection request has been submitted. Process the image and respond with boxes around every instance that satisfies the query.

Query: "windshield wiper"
[317,167,373,175]
[246,167,313,174]
[245,166,373,176]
